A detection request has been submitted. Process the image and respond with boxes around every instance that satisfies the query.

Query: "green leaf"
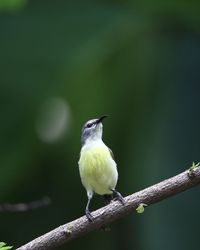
[0,242,13,250]
[188,161,200,177]
[136,203,148,214]
[190,161,200,171]
[0,243,6,248]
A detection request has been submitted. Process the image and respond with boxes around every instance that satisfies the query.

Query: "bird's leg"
[85,192,94,222]
[103,194,113,205]
[110,189,125,205]
[85,199,93,221]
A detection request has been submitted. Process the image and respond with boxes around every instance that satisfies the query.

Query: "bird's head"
[81,116,107,145]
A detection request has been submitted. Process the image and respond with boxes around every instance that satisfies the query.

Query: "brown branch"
[16,167,200,250]
[0,197,51,212]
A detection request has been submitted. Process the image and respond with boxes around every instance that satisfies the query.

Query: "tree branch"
[0,197,51,212]
[16,167,200,250]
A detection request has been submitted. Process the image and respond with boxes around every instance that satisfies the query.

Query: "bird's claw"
[111,189,125,205]
[86,210,94,222]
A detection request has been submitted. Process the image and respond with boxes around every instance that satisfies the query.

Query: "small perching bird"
[78,116,124,221]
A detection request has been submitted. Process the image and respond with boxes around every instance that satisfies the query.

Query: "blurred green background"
[0,0,200,249]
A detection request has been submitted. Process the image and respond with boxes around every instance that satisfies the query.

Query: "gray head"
[81,116,107,145]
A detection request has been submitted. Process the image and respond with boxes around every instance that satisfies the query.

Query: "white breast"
[79,140,118,195]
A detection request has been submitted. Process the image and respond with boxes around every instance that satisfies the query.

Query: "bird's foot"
[86,209,94,222]
[111,189,125,205]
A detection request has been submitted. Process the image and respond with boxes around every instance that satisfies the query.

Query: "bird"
[78,116,124,221]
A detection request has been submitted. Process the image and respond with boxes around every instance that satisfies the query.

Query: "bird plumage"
[79,140,118,196]
[78,116,124,221]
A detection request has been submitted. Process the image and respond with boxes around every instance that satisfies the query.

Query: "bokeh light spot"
[36,97,71,143]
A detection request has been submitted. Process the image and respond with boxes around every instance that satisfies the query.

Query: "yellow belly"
[79,143,118,195]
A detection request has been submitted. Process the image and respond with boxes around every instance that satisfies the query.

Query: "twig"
[16,167,200,250]
[0,197,51,212]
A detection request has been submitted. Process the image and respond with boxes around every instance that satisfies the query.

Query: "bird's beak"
[97,115,107,124]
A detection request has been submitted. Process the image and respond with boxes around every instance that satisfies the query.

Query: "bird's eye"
[86,123,93,128]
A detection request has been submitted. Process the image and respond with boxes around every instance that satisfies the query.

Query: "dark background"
[0,0,200,249]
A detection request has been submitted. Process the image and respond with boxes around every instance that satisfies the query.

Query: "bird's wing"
[108,147,115,160]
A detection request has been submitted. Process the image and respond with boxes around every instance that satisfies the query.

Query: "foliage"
[188,162,200,177]
[0,0,27,11]
[0,242,13,250]
[136,203,148,214]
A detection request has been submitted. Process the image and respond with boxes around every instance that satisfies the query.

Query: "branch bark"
[0,197,51,212]
[16,167,200,250]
